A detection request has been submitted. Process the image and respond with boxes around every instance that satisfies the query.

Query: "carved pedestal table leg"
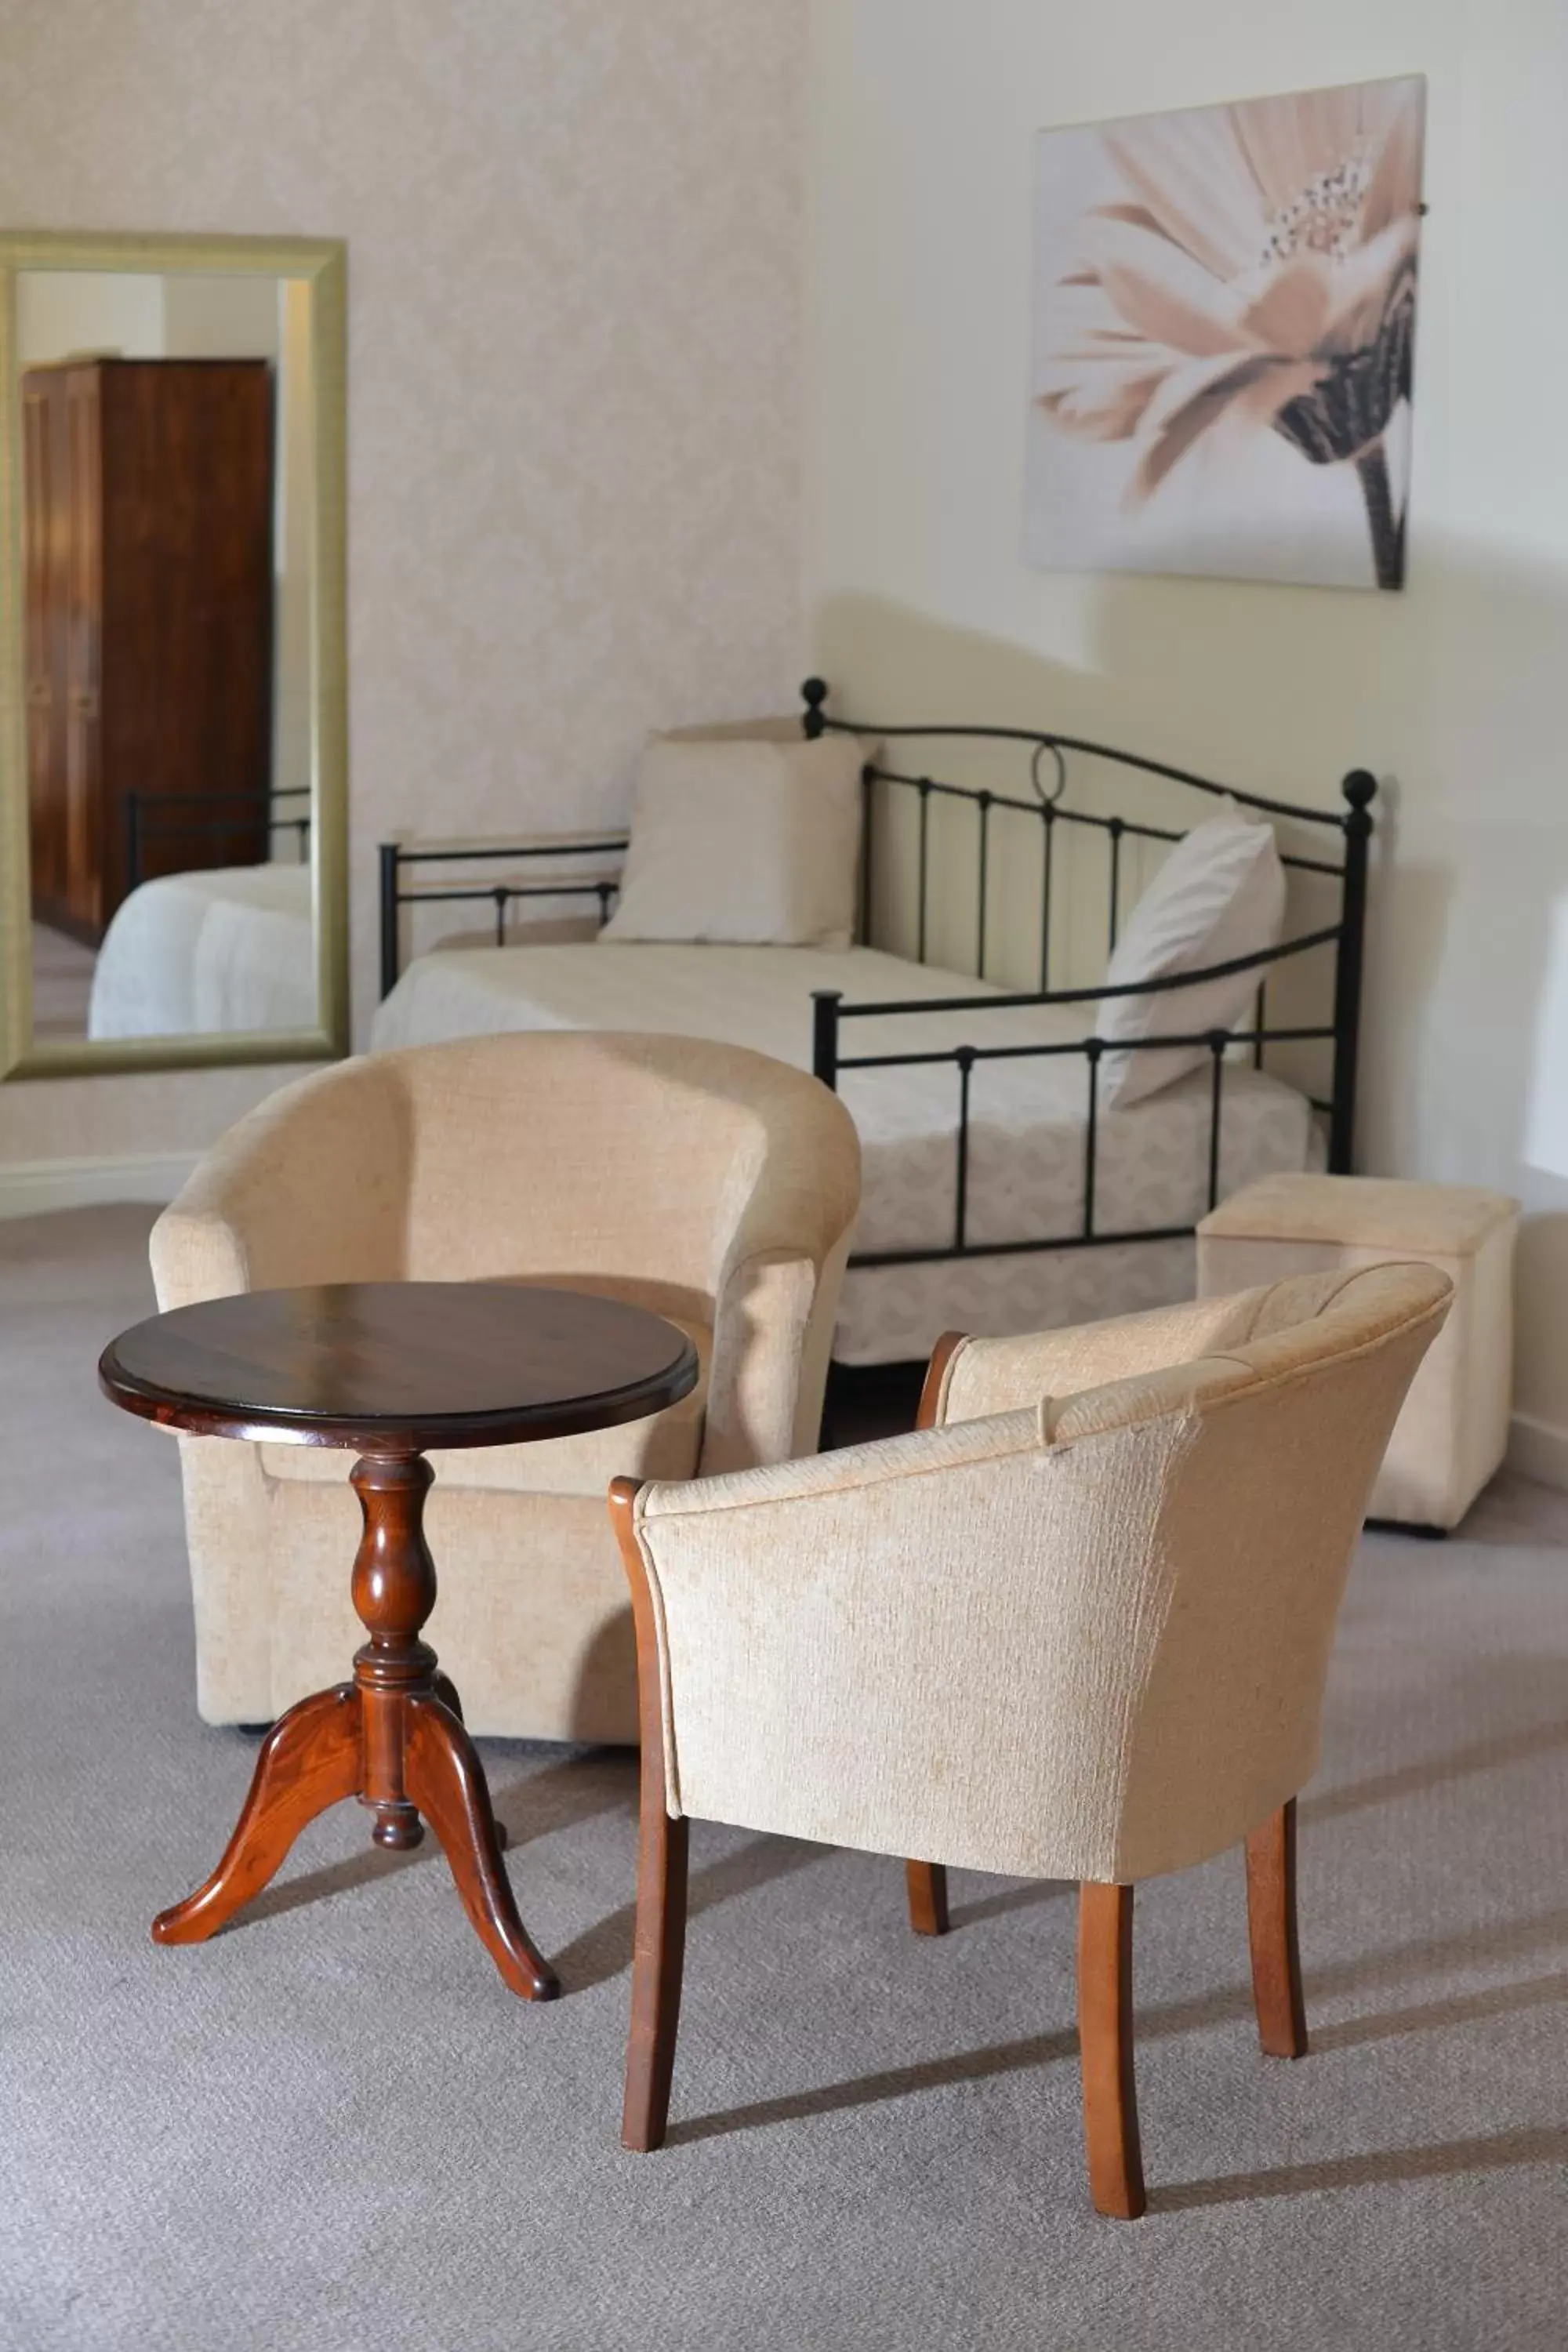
[152,1451,554,1998]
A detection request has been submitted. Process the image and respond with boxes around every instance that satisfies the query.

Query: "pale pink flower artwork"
[1025,76,1425,590]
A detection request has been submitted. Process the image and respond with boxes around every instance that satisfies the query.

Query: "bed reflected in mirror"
[0,233,346,1078]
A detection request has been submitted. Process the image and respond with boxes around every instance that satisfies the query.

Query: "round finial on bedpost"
[1340,769,1377,828]
[801,677,829,739]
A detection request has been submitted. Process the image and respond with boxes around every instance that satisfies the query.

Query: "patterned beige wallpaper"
[0,0,806,1163]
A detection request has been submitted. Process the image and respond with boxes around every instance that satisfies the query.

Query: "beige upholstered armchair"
[151,1032,860,1738]
[609,1262,1450,2217]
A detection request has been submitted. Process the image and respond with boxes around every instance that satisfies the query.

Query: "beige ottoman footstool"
[1197,1174,1519,1533]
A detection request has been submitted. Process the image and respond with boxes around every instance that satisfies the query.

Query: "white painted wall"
[806,0,1568,1447]
[0,0,806,1178]
[17,268,165,361]
[161,271,278,360]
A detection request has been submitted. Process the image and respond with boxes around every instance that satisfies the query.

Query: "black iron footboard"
[378,832,628,997]
[800,677,1374,1273]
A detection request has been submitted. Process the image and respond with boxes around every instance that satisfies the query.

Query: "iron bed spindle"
[954,1047,975,1250]
[1207,1036,1226,1211]
[975,793,991,979]
[1083,1041,1102,1239]
[858,765,875,945]
[1040,802,1055,989]
[1108,818,1124,954]
[379,843,401,1000]
[916,780,931,964]
[811,989,842,1093]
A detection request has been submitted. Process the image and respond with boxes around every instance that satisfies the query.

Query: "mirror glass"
[5,243,345,1072]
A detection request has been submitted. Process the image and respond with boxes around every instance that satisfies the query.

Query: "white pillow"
[1097,811,1286,1108]
[601,732,866,949]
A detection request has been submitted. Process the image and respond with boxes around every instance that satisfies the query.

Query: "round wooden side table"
[100,1280,699,2002]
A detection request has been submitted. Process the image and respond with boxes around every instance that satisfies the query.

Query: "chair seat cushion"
[260,1305,710,1497]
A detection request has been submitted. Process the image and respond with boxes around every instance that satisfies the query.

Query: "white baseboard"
[0,1151,198,1220]
[1508,1410,1568,1494]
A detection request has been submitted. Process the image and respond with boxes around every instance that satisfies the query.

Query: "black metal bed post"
[796,666,834,1025]
[1207,1033,1227,1209]
[858,765,875,946]
[379,842,401,1000]
[1082,1040,1102,1237]
[812,989,842,1092]
[1328,770,1377,1173]
[953,1046,975,1249]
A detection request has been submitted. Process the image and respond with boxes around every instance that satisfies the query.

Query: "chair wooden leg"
[610,1475,690,2154]
[1246,1798,1308,2060]
[1077,1882,1145,2220]
[623,1802,688,2152]
[898,1348,965,1947]
[906,1860,949,1936]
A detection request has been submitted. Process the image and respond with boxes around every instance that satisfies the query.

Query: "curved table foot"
[405,1695,558,2000]
[153,1685,362,1945]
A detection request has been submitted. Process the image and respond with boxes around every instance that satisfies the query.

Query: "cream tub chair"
[608,1262,1450,2218]
[151,1032,861,1737]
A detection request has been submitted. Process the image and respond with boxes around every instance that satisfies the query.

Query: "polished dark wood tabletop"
[99,1281,700,1452]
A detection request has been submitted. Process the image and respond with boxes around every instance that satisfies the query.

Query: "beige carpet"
[4,1205,1568,2351]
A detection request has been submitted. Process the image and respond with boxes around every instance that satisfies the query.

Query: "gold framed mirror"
[0,230,347,1079]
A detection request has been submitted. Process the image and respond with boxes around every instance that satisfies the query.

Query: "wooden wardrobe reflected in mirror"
[23,357,275,947]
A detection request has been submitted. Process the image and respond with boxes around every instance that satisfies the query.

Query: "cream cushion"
[601,732,866,949]
[1197,1174,1518,1530]
[1098,811,1286,1107]
[623,1265,1450,1882]
[151,1030,861,1735]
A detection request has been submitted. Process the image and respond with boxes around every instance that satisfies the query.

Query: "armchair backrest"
[630,1262,1450,1884]
[1077,1262,1449,1876]
[153,1030,860,1321]
[387,1032,858,1305]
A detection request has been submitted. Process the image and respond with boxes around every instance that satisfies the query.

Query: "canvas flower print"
[1024,75,1425,590]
